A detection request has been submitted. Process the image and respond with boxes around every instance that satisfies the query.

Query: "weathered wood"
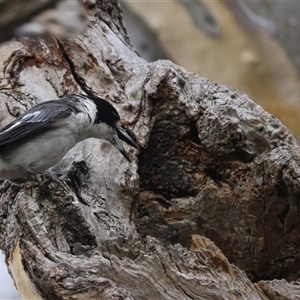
[0,0,300,299]
[256,279,300,300]
[136,61,300,281]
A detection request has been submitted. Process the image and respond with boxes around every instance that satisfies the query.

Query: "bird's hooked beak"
[112,122,139,161]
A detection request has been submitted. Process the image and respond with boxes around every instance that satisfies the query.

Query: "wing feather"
[0,99,79,146]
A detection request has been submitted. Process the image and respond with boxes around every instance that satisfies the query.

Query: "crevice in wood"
[56,40,93,96]
[66,161,90,206]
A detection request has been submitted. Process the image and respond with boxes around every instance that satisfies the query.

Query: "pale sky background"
[0,252,20,300]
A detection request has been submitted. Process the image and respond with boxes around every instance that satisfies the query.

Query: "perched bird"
[0,94,139,180]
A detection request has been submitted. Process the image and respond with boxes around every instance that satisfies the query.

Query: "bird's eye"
[113,112,119,121]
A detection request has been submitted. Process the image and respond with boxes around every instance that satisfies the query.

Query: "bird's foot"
[13,162,89,193]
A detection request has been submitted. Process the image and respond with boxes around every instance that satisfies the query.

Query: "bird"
[0,93,139,180]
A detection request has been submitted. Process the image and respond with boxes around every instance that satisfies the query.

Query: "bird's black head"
[84,94,139,161]
[87,95,120,126]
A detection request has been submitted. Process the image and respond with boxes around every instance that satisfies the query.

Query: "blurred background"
[1,0,300,298]
[122,0,300,139]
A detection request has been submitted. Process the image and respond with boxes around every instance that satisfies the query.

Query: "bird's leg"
[21,170,68,190]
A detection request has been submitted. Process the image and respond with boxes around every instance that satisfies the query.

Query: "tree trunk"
[0,0,300,299]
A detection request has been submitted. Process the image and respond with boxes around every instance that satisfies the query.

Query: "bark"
[0,0,300,299]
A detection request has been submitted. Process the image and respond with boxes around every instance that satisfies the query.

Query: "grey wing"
[0,101,73,146]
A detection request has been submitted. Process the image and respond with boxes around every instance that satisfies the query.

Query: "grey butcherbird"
[0,94,139,180]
